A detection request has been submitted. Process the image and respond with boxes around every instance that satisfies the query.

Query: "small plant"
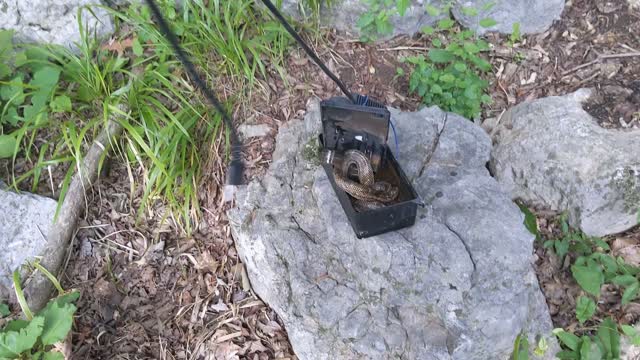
[356,0,413,42]
[507,22,522,47]
[402,9,492,119]
[0,262,78,359]
[510,333,549,360]
[542,214,610,261]
[553,318,620,359]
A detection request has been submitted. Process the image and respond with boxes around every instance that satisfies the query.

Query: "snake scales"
[333,150,399,210]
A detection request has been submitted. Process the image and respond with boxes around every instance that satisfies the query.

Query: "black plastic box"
[319,96,419,238]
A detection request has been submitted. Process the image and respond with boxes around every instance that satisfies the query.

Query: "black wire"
[259,0,356,104]
[144,0,243,185]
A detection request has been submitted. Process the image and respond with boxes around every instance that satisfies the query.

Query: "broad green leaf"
[556,350,579,359]
[30,66,61,91]
[622,281,640,304]
[479,18,497,28]
[596,317,620,358]
[437,18,455,30]
[621,325,640,346]
[0,74,25,104]
[396,0,410,16]
[50,95,72,113]
[432,38,442,47]
[0,30,14,54]
[439,73,455,83]
[454,62,468,72]
[575,296,596,324]
[0,134,17,159]
[571,264,604,296]
[43,351,65,360]
[593,238,610,250]
[428,49,454,63]
[0,316,44,357]
[421,26,435,35]
[39,301,76,345]
[580,337,591,360]
[612,274,637,287]
[431,84,443,94]
[425,4,440,16]
[463,42,480,54]
[0,303,9,317]
[0,64,10,79]
[3,320,28,332]
[553,328,580,351]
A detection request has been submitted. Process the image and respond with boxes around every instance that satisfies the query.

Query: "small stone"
[238,124,271,139]
[0,189,57,297]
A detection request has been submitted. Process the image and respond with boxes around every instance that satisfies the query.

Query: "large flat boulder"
[0,0,114,49]
[0,188,57,298]
[489,89,640,237]
[229,99,556,359]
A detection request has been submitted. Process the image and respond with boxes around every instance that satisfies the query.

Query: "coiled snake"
[333,150,399,210]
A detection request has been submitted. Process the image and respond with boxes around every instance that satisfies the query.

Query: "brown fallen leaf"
[101,37,134,57]
[612,237,640,267]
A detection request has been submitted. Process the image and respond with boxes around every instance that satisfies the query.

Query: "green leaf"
[511,332,530,360]
[0,316,44,358]
[481,1,496,11]
[556,238,570,259]
[579,337,591,360]
[425,4,440,16]
[553,328,581,351]
[31,66,61,91]
[50,95,72,113]
[622,280,640,304]
[421,26,435,35]
[461,6,478,17]
[39,301,76,345]
[0,134,17,159]
[132,38,144,57]
[432,38,442,47]
[575,296,596,324]
[431,84,443,94]
[571,264,604,296]
[0,74,25,104]
[596,317,620,359]
[621,325,640,346]
[454,62,468,72]
[534,337,549,356]
[0,303,9,317]
[428,49,454,63]
[0,30,14,55]
[43,351,65,360]
[3,320,29,332]
[612,274,637,287]
[437,18,455,30]
[479,18,497,28]
[396,0,410,16]
[439,73,455,83]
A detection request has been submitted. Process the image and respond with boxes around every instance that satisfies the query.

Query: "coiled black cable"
[144,0,243,185]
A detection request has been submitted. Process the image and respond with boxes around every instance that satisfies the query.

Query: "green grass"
[1,0,300,233]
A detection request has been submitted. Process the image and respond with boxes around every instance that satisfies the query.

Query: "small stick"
[379,46,430,52]
[562,52,640,75]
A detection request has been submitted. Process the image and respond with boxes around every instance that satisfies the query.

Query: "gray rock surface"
[0,0,114,49]
[238,124,272,139]
[0,189,57,298]
[278,0,563,36]
[453,0,565,35]
[489,89,640,237]
[229,99,556,359]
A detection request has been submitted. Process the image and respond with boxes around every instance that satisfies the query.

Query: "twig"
[562,52,640,75]
[378,46,430,52]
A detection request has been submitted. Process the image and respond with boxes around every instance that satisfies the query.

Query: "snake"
[333,150,399,210]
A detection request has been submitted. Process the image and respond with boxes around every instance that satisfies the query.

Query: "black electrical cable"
[144,0,243,185]
[259,0,356,104]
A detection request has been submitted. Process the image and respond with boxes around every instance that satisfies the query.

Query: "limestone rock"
[229,99,556,359]
[0,189,57,298]
[0,0,114,49]
[277,0,564,36]
[489,89,640,237]
[452,0,565,35]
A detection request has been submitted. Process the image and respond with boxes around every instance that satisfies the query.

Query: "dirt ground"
[3,0,638,358]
